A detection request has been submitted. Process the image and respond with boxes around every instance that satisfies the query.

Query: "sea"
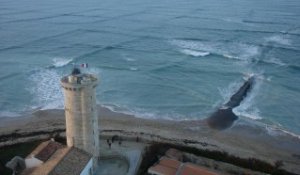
[0,0,299,138]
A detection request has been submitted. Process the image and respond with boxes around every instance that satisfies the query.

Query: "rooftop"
[148,155,219,175]
[35,141,63,162]
[178,163,219,175]
[21,140,92,175]
[49,147,91,175]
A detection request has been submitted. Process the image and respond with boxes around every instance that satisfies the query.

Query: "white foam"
[125,58,136,62]
[242,72,255,80]
[243,72,271,82]
[265,125,300,140]
[0,111,21,117]
[102,104,185,121]
[171,39,212,52]
[180,49,210,57]
[171,39,260,62]
[129,67,138,71]
[237,43,260,61]
[29,69,64,110]
[264,57,286,66]
[222,17,243,24]
[52,57,73,68]
[218,80,243,103]
[233,108,262,120]
[122,54,136,62]
[265,35,291,45]
[232,75,263,120]
[222,54,239,60]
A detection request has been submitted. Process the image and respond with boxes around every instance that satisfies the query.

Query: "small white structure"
[24,157,43,169]
[60,68,100,158]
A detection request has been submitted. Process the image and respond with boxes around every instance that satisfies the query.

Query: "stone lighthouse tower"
[61,68,99,159]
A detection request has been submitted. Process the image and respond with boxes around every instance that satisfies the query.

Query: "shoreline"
[0,106,300,174]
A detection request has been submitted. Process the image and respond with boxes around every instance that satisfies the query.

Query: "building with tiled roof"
[21,140,93,175]
[148,156,219,175]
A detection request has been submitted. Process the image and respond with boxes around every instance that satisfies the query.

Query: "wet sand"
[0,106,300,174]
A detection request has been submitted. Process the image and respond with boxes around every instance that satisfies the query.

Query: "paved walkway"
[96,138,146,175]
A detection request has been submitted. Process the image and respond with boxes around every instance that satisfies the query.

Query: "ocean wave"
[102,104,158,119]
[28,69,64,110]
[102,104,189,121]
[232,75,263,120]
[180,49,210,57]
[289,64,300,72]
[222,17,244,24]
[171,39,260,62]
[0,72,21,81]
[129,67,138,71]
[218,74,265,121]
[242,20,287,25]
[51,57,74,68]
[124,57,136,62]
[261,57,287,66]
[265,35,291,45]
[218,80,244,104]
[0,111,21,117]
[222,54,240,60]
[233,109,262,120]
[265,125,300,140]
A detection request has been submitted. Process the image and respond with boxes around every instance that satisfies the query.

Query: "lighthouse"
[61,67,99,161]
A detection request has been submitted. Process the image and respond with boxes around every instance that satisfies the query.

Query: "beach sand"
[0,106,299,174]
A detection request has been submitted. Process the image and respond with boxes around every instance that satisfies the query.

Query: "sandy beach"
[0,106,300,174]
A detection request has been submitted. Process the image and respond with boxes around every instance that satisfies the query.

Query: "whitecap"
[129,67,138,71]
[265,35,291,45]
[242,72,256,80]
[121,54,136,62]
[233,108,263,120]
[264,57,286,66]
[218,80,243,103]
[238,43,260,60]
[125,58,136,62]
[232,76,263,120]
[52,57,73,68]
[29,69,64,110]
[171,39,260,62]
[180,49,210,57]
[102,104,186,121]
[222,54,239,60]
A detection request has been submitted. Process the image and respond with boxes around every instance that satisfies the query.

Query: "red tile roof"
[159,157,181,169]
[148,156,219,175]
[148,157,181,175]
[148,164,177,175]
[178,163,218,175]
